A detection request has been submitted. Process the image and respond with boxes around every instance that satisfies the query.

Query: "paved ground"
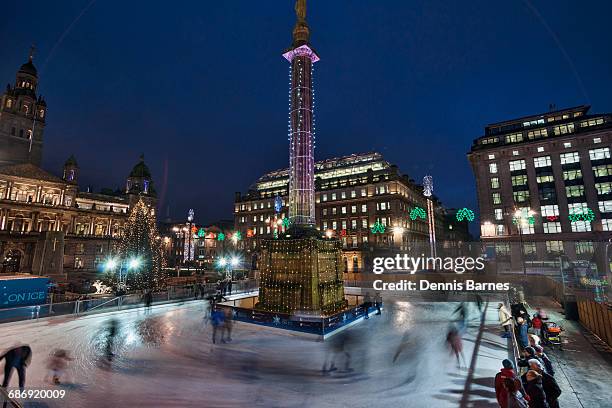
[525,297,612,408]
[1,296,513,408]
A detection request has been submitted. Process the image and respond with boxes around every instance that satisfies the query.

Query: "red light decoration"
[546,215,559,222]
[340,229,347,237]
[247,229,255,238]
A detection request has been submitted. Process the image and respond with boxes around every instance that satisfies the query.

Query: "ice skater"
[104,319,119,363]
[446,325,466,368]
[144,290,153,314]
[45,349,73,385]
[211,306,225,344]
[1,344,32,391]
[322,332,352,374]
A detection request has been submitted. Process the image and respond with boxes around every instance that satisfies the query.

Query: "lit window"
[509,160,526,171]
[560,152,580,164]
[494,208,503,220]
[527,128,548,139]
[361,204,367,213]
[490,177,500,189]
[543,222,562,234]
[568,202,589,214]
[520,224,535,235]
[540,205,559,217]
[589,147,610,161]
[488,154,495,160]
[361,219,368,229]
[341,206,347,214]
[602,219,612,231]
[596,182,612,195]
[489,163,498,174]
[563,169,582,181]
[351,190,356,198]
[598,200,612,213]
[496,224,505,236]
[332,221,337,230]
[575,242,594,254]
[511,175,528,186]
[341,192,346,199]
[331,193,337,200]
[563,142,572,148]
[322,208,327,216]
[546,241,563,253]
[552,123,574,135]
[332,208,337,215]
[565,185,585,197]
[361,189,367,197]
[351,205,357,214]
[505,133,523,143]
[322,194,327,202]
[351,219,357,229]
[492,192,501,205]
[580,118,604,127]
[513,190,530,203]
[571,221,591,232]
[593,137,602,144]
[594,165,612,177]
[533,156,551,168]
[512,150,519,156]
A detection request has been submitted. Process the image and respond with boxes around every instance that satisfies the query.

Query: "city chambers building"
[0,52,156,281]
[468,105,612,273]
[234,152,468,275]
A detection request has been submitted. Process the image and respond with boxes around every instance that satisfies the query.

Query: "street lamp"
[513,208,536,276]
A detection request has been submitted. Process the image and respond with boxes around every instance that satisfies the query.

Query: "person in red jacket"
[495,359,523,408]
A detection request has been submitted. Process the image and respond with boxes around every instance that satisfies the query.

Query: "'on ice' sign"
[1,276,49,308]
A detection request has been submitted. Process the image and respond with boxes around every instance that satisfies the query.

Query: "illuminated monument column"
[257,0,346,315]
[283,0,319,227]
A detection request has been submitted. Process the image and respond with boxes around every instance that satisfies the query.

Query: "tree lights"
[111,198,166,291]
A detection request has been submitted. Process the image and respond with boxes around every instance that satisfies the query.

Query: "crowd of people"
[495,303,562,408]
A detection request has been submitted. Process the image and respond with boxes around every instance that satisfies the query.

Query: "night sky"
[1,1,611,228]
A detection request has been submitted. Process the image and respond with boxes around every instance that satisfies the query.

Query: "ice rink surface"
[2,297,506,407]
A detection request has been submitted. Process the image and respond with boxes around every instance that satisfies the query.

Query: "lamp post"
[186,209,194,277]
[513,208,536,276]
[105,256,141,294]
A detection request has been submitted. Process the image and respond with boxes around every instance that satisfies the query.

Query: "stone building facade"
[0,52,157,281]
[234,153,462,274]
[468,105,612,272]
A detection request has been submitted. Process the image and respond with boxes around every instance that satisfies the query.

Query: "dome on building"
[18,61,37,77]
[64,154,78,167]
[129,155,152,178]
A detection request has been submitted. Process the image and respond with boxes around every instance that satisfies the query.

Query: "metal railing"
[0,280,259,324]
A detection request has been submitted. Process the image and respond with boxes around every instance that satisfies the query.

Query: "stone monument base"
[256,227,347,315]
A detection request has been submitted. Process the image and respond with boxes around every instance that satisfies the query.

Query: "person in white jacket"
[498,303,513,337]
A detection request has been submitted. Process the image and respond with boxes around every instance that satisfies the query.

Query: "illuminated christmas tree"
[118,198,166,290]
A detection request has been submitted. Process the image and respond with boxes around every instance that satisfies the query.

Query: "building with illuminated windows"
[234,152,465,275]
[0,52,157,282]
[468,105,612,272]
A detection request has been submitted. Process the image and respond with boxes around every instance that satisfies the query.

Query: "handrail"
[0,386,23,408]
[79,296,120,314]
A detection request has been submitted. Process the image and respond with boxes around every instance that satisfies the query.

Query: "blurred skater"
[104,319,119,363]
[446,326,465,368]
[454,302,468,331]
[374,292,382,315]
[211,306,225,344]
[1,344,31,391]
[45,349,73,385]
[362,293,372,319]
[498,303,513,338]
[393,331,411,363]
[322,332,352,374]
[144,290,153,313]
[222,307,233,343]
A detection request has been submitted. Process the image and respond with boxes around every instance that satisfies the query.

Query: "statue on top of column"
[295,0,306,22]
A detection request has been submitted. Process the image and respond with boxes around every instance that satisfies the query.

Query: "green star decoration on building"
[233,231,242,241]
[197,228,206,238]
[371,220,386,234]
[282,218,291,228]
[409,207,427,221]
[456,208,475,222]
[217,232,225,241]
